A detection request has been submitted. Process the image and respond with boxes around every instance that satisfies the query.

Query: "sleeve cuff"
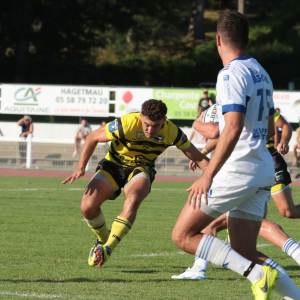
[222,104,246,114]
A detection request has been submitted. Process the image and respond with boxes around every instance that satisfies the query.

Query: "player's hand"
[186,173,212,209]
[61,168,85,184]
[196,111,206,123]
[277,143,289,155]
[189,160,197,171]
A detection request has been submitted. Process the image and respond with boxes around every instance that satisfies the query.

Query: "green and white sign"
[154,88,216,120]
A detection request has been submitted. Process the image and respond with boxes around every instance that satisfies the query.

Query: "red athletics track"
[0,169,197,182]
[1,169,300,185]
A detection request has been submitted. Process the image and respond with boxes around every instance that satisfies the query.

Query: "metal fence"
[0,135,206,176]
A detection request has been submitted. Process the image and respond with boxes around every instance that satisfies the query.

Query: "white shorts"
[200,184,272,221]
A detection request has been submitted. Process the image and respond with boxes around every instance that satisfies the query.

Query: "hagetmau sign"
[0,84,110,117]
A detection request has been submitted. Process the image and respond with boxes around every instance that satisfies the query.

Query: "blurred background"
[1,0,300,176]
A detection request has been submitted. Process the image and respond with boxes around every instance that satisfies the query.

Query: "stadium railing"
[0,135,207,175]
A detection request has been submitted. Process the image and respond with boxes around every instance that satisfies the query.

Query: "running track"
[1,169,300,185]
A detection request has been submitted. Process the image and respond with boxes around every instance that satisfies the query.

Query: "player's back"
[215,56,275,187]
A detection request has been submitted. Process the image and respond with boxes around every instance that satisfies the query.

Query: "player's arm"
[62,126,109,184]
[275,115,292,154]
[201,138,218,155]
[181,143,209,172]
[187,111,244,208]
[267,113,275,141]
[189,139,218,171]
[193,111,219,139]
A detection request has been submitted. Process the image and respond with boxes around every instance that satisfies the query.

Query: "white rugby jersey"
[214,55,275,187]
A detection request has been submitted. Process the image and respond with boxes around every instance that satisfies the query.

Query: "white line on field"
[0,292,62,298]
[117,242,285,258]
[0,188,182,191]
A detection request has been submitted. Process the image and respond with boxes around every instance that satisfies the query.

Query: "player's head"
[276,107,281,113]
[217,12,249,51]
[101,121,106,127]
[203,89,208,98]
[24,115,32,124]
[140,99,167,138]
[81,118,88,127]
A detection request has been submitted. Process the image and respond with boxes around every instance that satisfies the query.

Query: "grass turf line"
[0,175,299,300]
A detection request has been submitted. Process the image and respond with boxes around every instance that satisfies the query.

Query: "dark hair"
[217,12,249,50]
[141,99,167,121]
[82,118,87,121]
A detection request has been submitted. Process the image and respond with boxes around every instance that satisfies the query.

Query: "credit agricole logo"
[14,87,41,106]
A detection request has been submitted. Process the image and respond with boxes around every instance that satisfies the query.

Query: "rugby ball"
[203,104,218,123]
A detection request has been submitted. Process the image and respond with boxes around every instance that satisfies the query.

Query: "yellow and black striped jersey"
[266,111,280,155]
[105,113,191,168]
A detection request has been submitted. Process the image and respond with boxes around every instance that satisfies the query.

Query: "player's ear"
[216,34,221,47]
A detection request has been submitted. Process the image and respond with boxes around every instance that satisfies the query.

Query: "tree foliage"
[0,0,300,89]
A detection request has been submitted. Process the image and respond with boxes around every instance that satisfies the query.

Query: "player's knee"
[80,195,97,218]
[123,195,142,213]
[171,228,182,248]
[171,228,189,250]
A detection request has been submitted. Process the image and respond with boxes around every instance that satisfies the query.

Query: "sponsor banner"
[273,91,300,123]
[115,87,216,120]
[115,88,153,117]
[0,84,110,117]
[153,88,216,120]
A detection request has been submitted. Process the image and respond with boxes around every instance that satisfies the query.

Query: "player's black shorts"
[271,151,292,195]
[94,158,156,199]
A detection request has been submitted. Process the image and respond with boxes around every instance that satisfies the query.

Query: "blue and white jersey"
[214,55,275,187]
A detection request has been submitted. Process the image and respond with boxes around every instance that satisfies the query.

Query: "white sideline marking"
[0,188,182,192]
[119,242,286,258]
[0,292,62,298]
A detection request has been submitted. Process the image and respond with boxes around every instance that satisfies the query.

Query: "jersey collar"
[230,55,252,62]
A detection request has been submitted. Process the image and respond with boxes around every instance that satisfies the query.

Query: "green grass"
[0,175,300,300]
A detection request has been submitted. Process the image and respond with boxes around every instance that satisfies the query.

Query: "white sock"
[84,211,105,228]
[263,258,300,300]
[195,234,262,283]
[191,257,210,272]
[282,238,300,265]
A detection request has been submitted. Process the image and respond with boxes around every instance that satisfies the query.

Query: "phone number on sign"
[173,111,197,117]
[55,97,108,104]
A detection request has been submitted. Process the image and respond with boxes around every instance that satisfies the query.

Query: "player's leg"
[103,176,151,252]
[271,153,299,218]
[94,167,153,267]
[81,175,115,266]
[292,144,298,166]
[172,200,278,300]
[172,213,227,279]
[73,137,80,156]
[256,251,300,299]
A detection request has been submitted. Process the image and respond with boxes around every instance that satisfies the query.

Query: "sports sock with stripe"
[191,257,210,272]
[282,238,300,265]
[104,216,132,253]
[85,211,110,243]
[263,258,300,299]
[195,234,264,283]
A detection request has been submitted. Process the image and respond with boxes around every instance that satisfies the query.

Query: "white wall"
[0,121,103,141]
[0,121,298,148]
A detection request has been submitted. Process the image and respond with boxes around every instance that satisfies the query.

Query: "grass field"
[0,175,300,300]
